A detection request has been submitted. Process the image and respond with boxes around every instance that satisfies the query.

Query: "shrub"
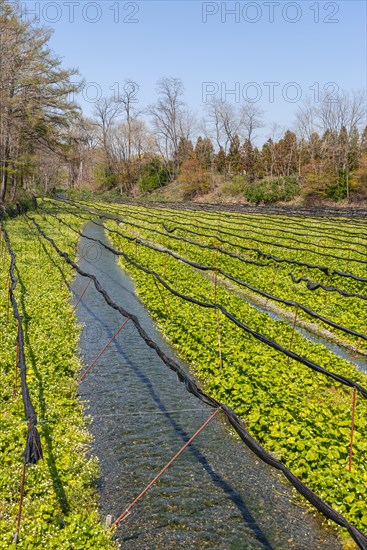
[139,159,171,193]
[244,176,299,204]
[181,181,211,200]
[221,175,247,197]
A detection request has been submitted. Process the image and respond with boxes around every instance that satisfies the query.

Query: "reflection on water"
[72,222,341,549]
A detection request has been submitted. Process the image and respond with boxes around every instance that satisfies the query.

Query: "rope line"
[0,220,43,465]
[51,197,367,282]
[72,278,92,313]
[0,219,43,545]
[26,213,367,549]
[61,196,367,243]
[103,206,367,260]
[43,206,367,344]
[111,407,222,527]
[289,274,367,301]
[36,212,367,399]
[78,318,131,382]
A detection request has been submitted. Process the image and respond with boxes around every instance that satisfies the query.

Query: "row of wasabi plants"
[0,212,116,549]
[70,198,367,355]
[40,197,367,546]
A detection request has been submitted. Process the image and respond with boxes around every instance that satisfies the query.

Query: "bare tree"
[109,118,153,194]
[148,77,192,179]
[93,97,122,157]
[239,102,264,145]
[115,80,141,190]
[206,99,263,152]
[205,98,239,152]
[66,117,98,189]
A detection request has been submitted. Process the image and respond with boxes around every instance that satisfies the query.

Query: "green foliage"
[227,135,242,174]
[181,181,211,200]
[138,158,170,192]
[139,174,162,192]
[0,214,116,549]
[195,137,214,170]
[97,201,367,541]
[94,164,117,190]
[244,176,299,204]
[0,1,81,202]
[214,147,226,174]
[221,175,248,197]
[326,170,348,201]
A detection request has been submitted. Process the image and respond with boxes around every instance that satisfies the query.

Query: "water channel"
[72,221,342,549]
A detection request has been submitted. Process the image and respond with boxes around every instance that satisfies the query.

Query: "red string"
[79,318,130,382]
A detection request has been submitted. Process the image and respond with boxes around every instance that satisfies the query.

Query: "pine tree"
[195,136,214,170]
[360,126,367,154]
[348,127,360,172]
[214,147,226,174]
[241,139,255,180]
[276,130,298,176]
[0,0,80,202]
[226,134,242,174]
[175,137,194,167]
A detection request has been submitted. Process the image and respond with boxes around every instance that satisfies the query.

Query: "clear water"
[241,292,367,373]
[72,222,341,549]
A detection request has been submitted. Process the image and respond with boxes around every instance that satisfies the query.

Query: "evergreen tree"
[195,136,214,170]
[276,130,298,176]
[214,147,226,174]
[241,139,255,180]
[0,0,80,202]
[348,127,360,171]
[360,126,367,154]
[175,137,194,167]
[226,134,242,174]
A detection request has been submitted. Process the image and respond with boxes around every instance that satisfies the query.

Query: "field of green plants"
[2,197,367,548]
[0,212,116,549]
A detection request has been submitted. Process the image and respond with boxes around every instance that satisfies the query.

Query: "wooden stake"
[324,275,330,305]
[13,462,27,544]
[216,309,223,369]
[153,278,170,318]
[213,247,218,304]
[213,246,222,368]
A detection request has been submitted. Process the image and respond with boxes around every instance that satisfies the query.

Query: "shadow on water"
[72,221,342,549]
[77,293,273,549]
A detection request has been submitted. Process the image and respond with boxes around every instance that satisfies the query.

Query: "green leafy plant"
[0,214,116,549]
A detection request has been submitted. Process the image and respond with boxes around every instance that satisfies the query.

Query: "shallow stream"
[72,222,341,549]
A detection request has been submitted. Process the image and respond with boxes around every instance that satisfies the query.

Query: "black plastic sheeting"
[100,207,367,260]
[86,196,367,223]
[56,197,367,283]
[42,205,367,345]
[28,213,367,550]
[36,213,367,400]
[0,220,42,465]
[64,197,367,266]
[289,274,367,301]
[68,195,367,241]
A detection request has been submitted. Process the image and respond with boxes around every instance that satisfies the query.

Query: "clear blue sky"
[22,0,367,142]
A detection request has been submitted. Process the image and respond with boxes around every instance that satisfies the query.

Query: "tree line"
[1,0,366,205]
[0,0,81,203]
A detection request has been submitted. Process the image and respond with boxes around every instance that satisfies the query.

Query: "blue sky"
[21,0,367,141]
